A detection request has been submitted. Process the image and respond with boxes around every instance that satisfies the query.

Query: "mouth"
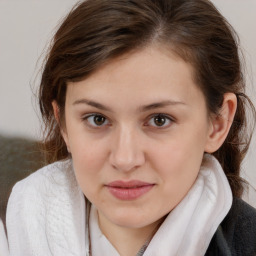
[105,180,155,200]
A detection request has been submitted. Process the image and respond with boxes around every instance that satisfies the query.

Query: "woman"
[6,0,256,255]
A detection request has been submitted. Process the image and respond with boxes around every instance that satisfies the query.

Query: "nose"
[109,126,145,172]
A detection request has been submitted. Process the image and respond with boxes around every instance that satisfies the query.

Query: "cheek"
[150,143,203,209]
[152,133,204,168]
[69,139,108,195]
[150,130,206,188]
[72,143,106,174]
[71,152,103,203]
[66,120,109,167]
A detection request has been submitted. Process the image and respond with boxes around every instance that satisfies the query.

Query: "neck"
[98,212,164,256]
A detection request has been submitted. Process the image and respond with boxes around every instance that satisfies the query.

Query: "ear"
[204,93,237,153]
[52,100,61,124]
[52,101,70,152]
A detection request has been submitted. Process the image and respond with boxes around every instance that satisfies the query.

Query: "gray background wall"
[0,0,255,206]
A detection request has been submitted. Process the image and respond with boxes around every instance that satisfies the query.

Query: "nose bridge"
[110,124,144,172]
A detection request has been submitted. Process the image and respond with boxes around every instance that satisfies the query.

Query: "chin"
[105,208,157,229]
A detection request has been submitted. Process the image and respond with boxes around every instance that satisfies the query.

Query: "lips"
[106,180,154,200]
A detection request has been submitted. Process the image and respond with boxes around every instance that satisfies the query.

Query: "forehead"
[66,47,206,109]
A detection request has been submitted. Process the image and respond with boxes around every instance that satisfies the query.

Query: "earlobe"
[204,93,237,153]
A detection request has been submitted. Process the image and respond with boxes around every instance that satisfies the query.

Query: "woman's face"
[62,47,213,230]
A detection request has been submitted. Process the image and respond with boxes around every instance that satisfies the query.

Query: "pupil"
[94,115,105,125]
[154,115,166,126]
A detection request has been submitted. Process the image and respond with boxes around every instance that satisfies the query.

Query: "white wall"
[0,0,77,138]
[0,0,255,205]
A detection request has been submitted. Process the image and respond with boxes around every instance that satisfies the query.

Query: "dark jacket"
[205,198,256,256]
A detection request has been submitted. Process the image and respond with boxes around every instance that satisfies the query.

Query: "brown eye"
[154,115,166,126]
[94,115,106,126]
[84,114,109,127]
[146,114,173,128]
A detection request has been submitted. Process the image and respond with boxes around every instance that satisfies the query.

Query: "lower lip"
[106,185,154,200]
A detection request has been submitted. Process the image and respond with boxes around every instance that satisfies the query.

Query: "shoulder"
[226,198,256,252]
[6,159,86,255]
[223,197,256,238]
[6,159,74,218]
[8,159,76,198]
[206,198,256,256]
[231,197,256,223]
[6,159,80,214]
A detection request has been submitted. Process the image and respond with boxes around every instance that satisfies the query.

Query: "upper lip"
[106,180,154,188]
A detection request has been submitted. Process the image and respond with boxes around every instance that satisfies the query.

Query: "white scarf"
[89,154,232,256]
[6,154,232,256]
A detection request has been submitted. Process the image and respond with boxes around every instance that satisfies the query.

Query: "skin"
[53,46,237,255]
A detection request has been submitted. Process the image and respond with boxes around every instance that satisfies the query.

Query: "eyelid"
[148,113,175,121]
[81,112,175,129]
[144,113,175,128]
[81,113,111,128]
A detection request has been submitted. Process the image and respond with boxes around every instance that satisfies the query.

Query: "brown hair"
[39,0,255,197]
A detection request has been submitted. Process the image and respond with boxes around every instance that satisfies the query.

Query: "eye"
[83,114,110,127]
[146,114,173,128]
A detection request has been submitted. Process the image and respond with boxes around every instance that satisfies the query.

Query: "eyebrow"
[73,99,111,111]
[72,99,186,112]
[138,100,186,112]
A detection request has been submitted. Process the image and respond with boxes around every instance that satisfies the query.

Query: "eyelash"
[82,113,110,128]
[145,114,174,128]
[81,113,175,129]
